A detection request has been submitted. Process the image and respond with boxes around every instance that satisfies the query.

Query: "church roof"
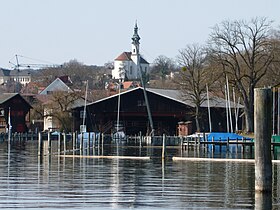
[115,52,149,64]
[115,52,132,61]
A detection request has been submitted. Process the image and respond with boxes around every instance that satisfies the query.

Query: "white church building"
[112,23,150,81]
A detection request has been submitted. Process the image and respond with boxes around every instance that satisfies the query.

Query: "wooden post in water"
[212,136,215,152]
[47,131,51,155]
[72,132,75,154]
[227,137,229,152]
[88,132,91,154]
[139,131,142,148]
[38,132,42,156]
[254,88,272,192]
[162,134,166,159]
[58,132,61,155]
[63,132,66,155]
[93,133,96,148]
[101,133,104,155]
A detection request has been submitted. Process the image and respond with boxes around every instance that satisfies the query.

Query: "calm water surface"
[0,140,279,209]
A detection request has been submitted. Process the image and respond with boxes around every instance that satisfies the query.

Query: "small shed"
[0,93,32,133]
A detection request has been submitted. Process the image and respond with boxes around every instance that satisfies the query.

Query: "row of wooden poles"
[37,132,105,156]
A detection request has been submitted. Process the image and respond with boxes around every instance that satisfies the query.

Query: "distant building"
[112,23,150,80]
[0,68,31,86]
[39,77,72,95]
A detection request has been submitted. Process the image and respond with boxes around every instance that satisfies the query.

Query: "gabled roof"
[115,52,132,61]
[0,68,11,76]
[147,88,243,108]
[0,93,32,108]
[122,81,140,89]
[74,87,243,109]
[140,56,149,64]
[0,68,32,77]
[0,93,18,104]
[39,78,73,95]
[115,52,149,64]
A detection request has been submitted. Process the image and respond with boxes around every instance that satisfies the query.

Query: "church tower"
[131,22,140,66]
[112,22,149,81]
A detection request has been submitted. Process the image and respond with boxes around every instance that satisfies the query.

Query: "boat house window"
[137,100,146,107]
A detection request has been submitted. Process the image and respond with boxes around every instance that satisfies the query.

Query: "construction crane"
[9,54,62,70]
[8,55,62,93]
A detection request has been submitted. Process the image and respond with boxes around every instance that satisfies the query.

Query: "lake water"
[0,140,280,209]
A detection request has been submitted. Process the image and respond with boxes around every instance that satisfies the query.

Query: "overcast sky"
[1,0,279,69]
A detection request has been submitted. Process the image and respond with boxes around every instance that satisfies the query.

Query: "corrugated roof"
[74,87,243,109]
[148,88,243,108]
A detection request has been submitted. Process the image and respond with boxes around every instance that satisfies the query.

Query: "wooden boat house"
[0,93,32,133]
[72,87,243,136]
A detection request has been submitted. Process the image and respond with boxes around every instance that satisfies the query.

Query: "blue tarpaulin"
[207,132,252,141]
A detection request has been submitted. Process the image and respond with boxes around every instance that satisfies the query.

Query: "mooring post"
[162,134,166,159]
[80,132,84,154]
[254,88,272,192]
[227,137,229,152]
[92,133,96,155]
[212,136,215,152]
[139,131,142,148]
[47,131,51,155]
[88,132,91,152]
[93,132,96,148]
[63,132,66,155]
[75,131,78,151]
[38,132,42,156]
[58,132,61,155]
[72,132,75,154]
[101,133,104,155]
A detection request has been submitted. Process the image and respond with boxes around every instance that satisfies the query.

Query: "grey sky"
[1,0,279,69]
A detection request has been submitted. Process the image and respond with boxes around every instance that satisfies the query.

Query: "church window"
[130,66,132,74]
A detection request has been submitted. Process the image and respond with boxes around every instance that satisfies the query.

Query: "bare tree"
[151,55,175,82]
[177,44,216,132]
[45,91,84,132]
[208,17,275,132]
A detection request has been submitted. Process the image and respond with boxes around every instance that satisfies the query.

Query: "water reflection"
[0,140,279,209]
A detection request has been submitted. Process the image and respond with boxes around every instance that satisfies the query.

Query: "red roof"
[122,81,133,89]
[115,51,149,64]
[115,52,132,61]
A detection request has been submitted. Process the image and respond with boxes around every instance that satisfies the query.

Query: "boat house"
[0,93,32,133]
[72,87,243,136]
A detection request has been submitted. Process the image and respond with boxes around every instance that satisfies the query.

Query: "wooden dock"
[181,137,280,153]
